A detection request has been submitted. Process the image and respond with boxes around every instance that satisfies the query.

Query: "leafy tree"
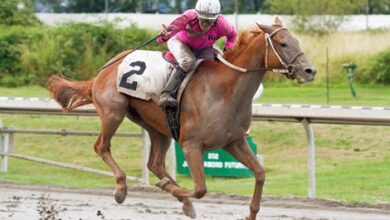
[368,0,390,14]
[239,0,264,13]
[33,0,390,14]
[367,48,390,84]
[66,0,105,13]
[267,0,365,34]
[36,0,137,13]
[0,0,41,26]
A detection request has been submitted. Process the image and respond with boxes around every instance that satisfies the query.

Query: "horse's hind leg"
[223,138,265,220]
[145,129,196,218]
[94,94,128,204]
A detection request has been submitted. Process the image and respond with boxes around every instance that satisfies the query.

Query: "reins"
[217,53,286,73]
[217,27,304,76]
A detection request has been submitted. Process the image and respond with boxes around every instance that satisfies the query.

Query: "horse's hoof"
[182,202,196,219]
[155,177,171,190]
[113,189,127,204]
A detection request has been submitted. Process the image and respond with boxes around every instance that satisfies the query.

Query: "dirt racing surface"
[0,181,389,220]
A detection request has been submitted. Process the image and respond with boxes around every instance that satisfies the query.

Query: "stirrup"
[159,93,178,108]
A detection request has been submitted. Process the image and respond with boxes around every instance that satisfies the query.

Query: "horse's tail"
[47,75,95,111]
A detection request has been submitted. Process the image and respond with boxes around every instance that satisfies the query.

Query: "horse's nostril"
[305,68,317,75]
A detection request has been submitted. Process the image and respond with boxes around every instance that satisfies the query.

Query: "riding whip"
[97,33,162,72]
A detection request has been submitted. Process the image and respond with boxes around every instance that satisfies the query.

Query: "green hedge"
[0,0,41,26]
[0,26,30,76]
[0,22,165,87]
[331,48,390,85]
[361,48,390,85]
[1,22,389,87]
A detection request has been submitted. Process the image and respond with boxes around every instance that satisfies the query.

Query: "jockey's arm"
[214,15,237,50]
[224,24,237,50]
[157,10,195,44]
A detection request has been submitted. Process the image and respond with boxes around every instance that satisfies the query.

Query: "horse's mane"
[223,26,263,61]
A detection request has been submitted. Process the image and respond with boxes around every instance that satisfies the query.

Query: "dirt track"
[0,181,389,220]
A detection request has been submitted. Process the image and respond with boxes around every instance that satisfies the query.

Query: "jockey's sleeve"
[214,15,237,49]
[157,9,196,44]
[224,22,237,49]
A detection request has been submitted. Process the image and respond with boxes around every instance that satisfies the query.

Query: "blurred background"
[31,0,389,15]
[1,0,390,89]
[0,0,389,205]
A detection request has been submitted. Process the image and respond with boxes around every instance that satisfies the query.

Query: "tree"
[368,0,390,14]
[240,0,262,13]
[111,0,138,13]
[0,0,41,26]
[36,0,137,13]
[35,0,103,13]
[267,0,365,34]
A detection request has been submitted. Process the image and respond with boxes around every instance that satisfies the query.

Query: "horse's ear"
[256,23,273,34]
[275,17,283,26]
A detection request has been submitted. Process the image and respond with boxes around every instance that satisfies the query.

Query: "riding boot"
[158,65,187,108]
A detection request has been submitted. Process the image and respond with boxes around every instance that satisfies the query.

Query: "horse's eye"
[280,42,287,47]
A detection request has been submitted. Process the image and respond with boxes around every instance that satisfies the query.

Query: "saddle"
[160,51,204,141]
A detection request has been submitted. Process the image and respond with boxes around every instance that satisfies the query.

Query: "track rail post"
[142,129,150,185]
[8,126,14,153]
[302,118,316,198]
[1,119,9,172]
[169,140,176,181]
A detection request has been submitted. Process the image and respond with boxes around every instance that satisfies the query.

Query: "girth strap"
[165,106,180,141]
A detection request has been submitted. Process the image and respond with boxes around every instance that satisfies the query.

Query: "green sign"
[175,136,257,177]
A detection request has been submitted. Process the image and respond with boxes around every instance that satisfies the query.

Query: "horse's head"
[257,18,316,84]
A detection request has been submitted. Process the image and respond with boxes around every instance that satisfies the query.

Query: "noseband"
[265,27,304,78]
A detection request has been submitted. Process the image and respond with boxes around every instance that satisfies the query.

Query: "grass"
[0,84,389,204]
[296,30,390,82]
[0,85,50,97]
[259,82,390,106]
[250,122,390,203]
[299,31,390,61]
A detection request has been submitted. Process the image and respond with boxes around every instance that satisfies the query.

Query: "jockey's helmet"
[195,0,221,20]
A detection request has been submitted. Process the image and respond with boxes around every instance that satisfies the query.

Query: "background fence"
[36,13,390,30]
[1,97,389,198]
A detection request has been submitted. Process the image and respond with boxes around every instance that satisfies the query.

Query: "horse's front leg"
[145,129,196,218]
[224,138,265,220]
[156,142,207,199]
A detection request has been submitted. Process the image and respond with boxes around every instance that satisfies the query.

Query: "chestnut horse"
[47,18,316,220]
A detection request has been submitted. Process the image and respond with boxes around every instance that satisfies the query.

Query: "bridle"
[265,27,304,79]
[217,27,304,78]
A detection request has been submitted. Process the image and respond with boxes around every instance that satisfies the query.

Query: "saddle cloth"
[117,50,202,103]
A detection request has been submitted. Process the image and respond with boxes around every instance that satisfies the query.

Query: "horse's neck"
[225,35,266,106]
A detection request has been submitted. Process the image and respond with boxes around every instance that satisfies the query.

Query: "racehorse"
[47,18,316,220]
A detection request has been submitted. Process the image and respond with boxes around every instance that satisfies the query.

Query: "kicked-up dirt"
[0,181,389,220]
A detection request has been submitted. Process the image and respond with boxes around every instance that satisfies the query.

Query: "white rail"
[0,97,95,116]
[1,97,389,198]
[36,13,390,31]
[0,97,149,184]
[252,103,390,126]
[251,103,389,198]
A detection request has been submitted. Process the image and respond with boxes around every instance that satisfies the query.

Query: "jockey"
[157,0,237,108]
